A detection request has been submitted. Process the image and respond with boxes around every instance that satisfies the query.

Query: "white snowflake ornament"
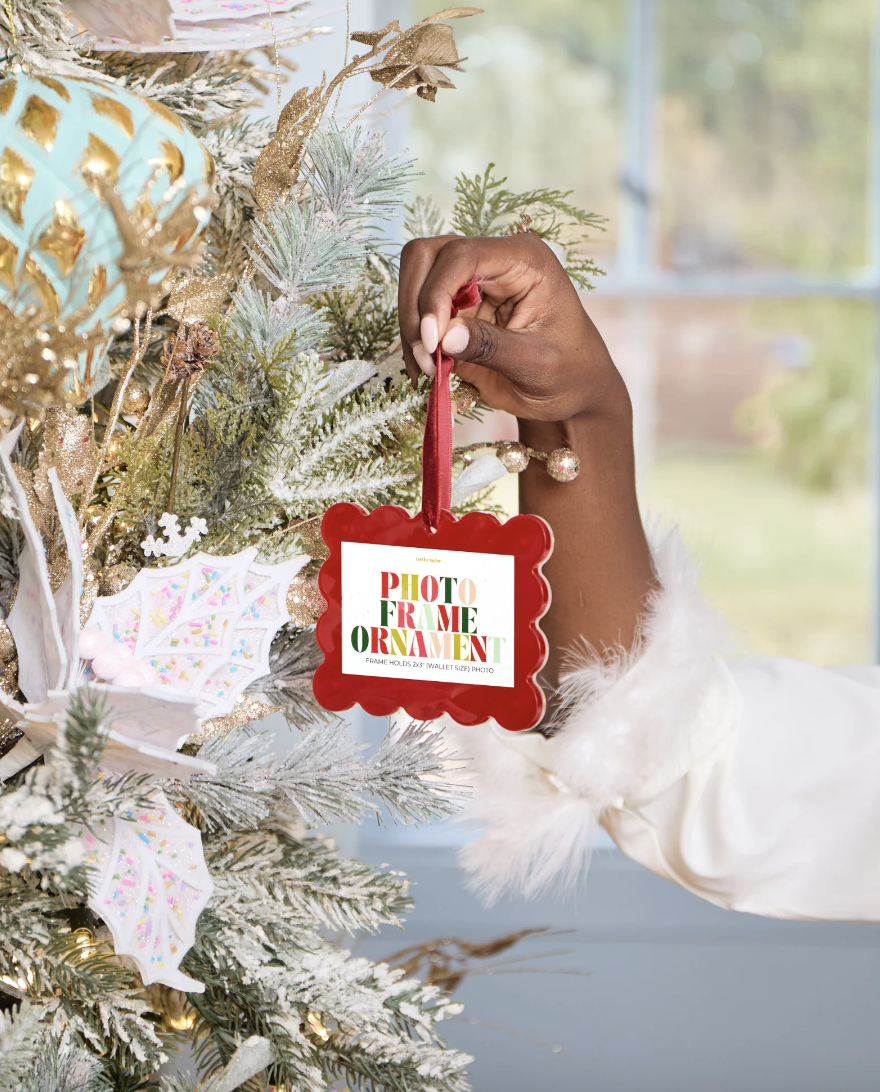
[141,512,209,558]
[83,790,214,992]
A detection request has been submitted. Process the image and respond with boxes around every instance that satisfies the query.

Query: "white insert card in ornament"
[341,541,515,688]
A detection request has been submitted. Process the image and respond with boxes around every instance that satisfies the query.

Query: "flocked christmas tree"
[0,1,603,1087]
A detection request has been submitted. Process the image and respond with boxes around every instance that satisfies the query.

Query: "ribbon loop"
[420,279,482,530]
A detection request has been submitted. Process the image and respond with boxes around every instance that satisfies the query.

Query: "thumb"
[439,317,537,380]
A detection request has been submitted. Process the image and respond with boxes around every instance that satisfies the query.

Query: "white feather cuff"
[441,525,730,903]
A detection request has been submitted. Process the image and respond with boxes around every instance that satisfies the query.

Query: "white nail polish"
[441,324,469,354]
[421,315,440,354]
[413,342,436,375]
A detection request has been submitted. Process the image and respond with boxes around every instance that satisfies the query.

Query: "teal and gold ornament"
[0,72,215,402]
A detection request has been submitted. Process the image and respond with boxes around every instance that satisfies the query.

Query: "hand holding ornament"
[398,232,656,694]
[399,231,623,422]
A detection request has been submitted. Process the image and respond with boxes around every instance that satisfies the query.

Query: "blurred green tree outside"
[410,0,877,660]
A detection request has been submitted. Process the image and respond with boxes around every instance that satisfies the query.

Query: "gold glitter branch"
[253,6,483,209]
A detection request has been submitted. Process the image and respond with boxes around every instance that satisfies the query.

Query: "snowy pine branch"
[248,199,365,300]
[368,724,466,825]
[171,717,462,834]
[305,127,416,224]
[0,1003,42,1089]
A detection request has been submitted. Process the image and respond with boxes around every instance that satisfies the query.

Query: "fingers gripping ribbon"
[421,279,482,530]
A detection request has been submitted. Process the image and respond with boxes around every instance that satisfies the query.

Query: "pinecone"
[162,324,220,384]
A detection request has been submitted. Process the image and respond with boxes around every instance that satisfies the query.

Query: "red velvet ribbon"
[421,279,482,530]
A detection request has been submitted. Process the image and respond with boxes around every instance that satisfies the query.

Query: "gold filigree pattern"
[202,146,215,187]
[78,132,120,188]
[0,234,17,289]
[151,139,184,183]
[37,199,86,276]
[88,92,134,138]
[0,146,34,226]
[18,95,60,151]
[35,75,70,102]
[0,79,15,115]
[142,96,185,132]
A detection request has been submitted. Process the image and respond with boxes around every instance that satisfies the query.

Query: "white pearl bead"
[79,626,110,660]
[112,664,153,688]
[91,644,133,681]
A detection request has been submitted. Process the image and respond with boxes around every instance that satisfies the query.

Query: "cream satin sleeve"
[439,528,880,921]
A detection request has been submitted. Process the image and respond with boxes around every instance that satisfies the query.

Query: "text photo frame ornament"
[313,281,554,732]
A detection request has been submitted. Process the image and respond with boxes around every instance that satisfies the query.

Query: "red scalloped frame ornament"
[313,503,553,731]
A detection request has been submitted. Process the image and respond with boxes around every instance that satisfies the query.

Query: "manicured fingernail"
[421,315,440,354]
[441,323,469,354]
[412,342,436,376]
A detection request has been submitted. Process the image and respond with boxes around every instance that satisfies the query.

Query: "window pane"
[409,0,626,263]
[586,295,874,662]
[657,0,874,273]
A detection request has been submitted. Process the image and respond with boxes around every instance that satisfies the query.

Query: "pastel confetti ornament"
[85,547,307,718]
[0,72,214,400]
[83,790,214,992]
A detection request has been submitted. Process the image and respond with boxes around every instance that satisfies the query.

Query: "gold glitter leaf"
[95,178,212,311]
[0,235,16,289]
[0,79,15,115]
[188,696,281,747]
[78,133,120,188]
[37,404,98,501]
[88,92,134,137]
[351,26,396,46]
[306,1012,330,1042]
[375,23,462,72]
[254,82,326,208]
[0,147,34,226]
[150,139,184,183]
[35,75,70,102]
[420,6,484,21]
[37,199,86,276]
[23,256,59,318]
[172,215,199,252]
[18,95,60,151]
[88,263,107,307]
[166,273,229,324]
[286,572,327,626]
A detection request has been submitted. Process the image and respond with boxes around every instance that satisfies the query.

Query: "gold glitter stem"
[292,21,435,155]
[339,64,417,133]
[167,375,189,514]
[266,0,282,121]
[79,311,153,531]
[331,0,351,121]
[4,0,17,49]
